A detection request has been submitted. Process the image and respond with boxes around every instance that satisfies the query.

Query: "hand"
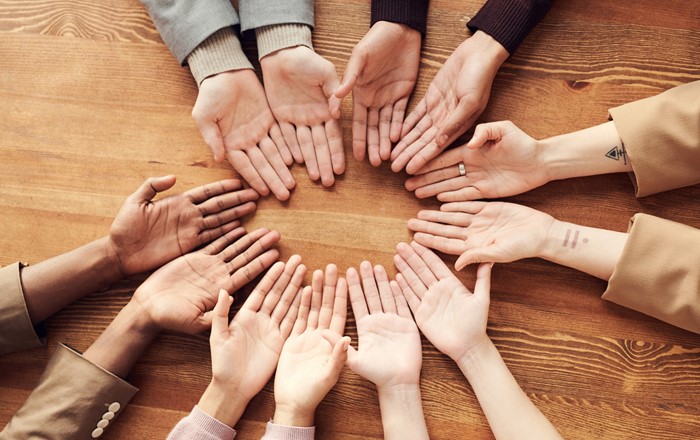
[330,21,421,166]
[129,227,281,334]
[393,241,493,362]
[109,176,259,276]
[392,31,509,174]
[261,46,344,187]
[344,262,422,389]
[407,201,555,271]
[405,121,550,201]
[193,70,296,200]
[273,264,350,426]
[198,256,305,427]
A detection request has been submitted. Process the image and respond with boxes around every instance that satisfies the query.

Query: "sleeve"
[371,0,430,36]
[608,80,700,197]
[167,406,237,440]
[0,262,45,356]
[602,214,700,334]
[0,344,138,439]
[466,0,553,55]
[139,0,241,65]
[238,0,314,33]
[260,421,315,440]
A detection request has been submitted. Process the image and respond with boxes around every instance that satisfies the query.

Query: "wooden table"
[1,0,699,438]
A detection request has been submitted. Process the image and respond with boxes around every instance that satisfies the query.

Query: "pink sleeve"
[260,421,315,440]
[167,406,237,440]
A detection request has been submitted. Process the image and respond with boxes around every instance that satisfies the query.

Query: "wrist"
[97,236,127,283]
[272,402,316,427]
[540,219,574,262]
[455,337,499,382]
[377,381,421,400]
[198,380,252,428]
[466,30,509,67]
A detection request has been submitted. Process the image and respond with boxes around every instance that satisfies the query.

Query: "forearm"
[21,236,123,324]
[457,339,562,440]
[83,301,158,379]
[377,384,429,440]
[542,121,633,182]
[541,220,628,281]
[197,381,251,428]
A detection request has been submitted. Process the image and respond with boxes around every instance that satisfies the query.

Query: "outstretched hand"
[408,202,555,270]
[394,241,493,361]
[330,21,421,166]
[405,121,549,201]
[262,46,344,187]
[193,70,296,200]
[392,31,509,175]
[129,227,281,334]
[109,176,259,276]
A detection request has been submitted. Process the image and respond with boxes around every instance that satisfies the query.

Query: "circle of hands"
[109,19,569,429]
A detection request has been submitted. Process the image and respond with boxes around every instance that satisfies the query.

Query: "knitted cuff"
[467,0,552,55]
[256,23,313,60]
[371,0,429,36]
[186,27,254,86]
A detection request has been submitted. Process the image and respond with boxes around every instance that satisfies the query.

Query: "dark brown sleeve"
[371,0,430,36]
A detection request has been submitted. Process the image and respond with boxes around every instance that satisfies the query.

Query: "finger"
[378,105,393,162]
[308,269,324,329]
[390,280,412,319]
[455,248,504,271]
[346,267,368,321]
[283,287,305,338]
[318,264,339,329]
[197,220,242,248]
[243,261,286,312]
[202,201,257,230]
[413,232,467,256]
[440,201,489,214]
[228,150,269,197]
[292,285,313,335]
[330,278,348,335]
[391,125,438,173]
[407,218,467,240]
[390,98,408,143]
[321,58,341,102]
[405,168,455,193]
[247,146,291,201]
[194,117,226,162]
[396,273,421,314]
[411,144,464,175]
[222,228,277,263]
[201,226,247,255]
[273,259,308,325]
[435,99,480,148]
[352,100,368,162]
[473,263,493,304]
[186,179,242,204]
[260,254,303,314]
[400,98,427,139]
[211,289,233,341]
[298,125,320,181]
[325,120,345,175]
[269,122,293,166]
[393,253,427,299]
[129,175,177,203]
[466,121,506,149]
[410,241,455,280]
[312,124,335,187]
[396,241,439,287]
[229,249,280,293]
[324,336,350,381]
[406,139,445,175]
[281,122,304,164]
[374,265,396,314]
[359,261,383,313]
[415,177,470,199]
[417,209,473,227]
[437,187,485,202]
[335,49,364,100]
[196,187,258,215]
[367,107,381,167]
[259,137,296,190]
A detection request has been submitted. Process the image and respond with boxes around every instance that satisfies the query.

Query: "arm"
[394,241,562,440]
[344,262,429,440]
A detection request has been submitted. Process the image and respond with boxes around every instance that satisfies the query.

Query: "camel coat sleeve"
[0,263,45,356]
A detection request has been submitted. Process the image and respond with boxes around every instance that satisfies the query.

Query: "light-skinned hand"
[405,121,549,201]
[330,21,421,166]
[407,202,555,270]
[129,227,281,334]
[261,46,344,187]
[393,241,493,361]
[109,176,259,276]
[392,31,509,175]
[273,264,350,427]
[193,69,296,200]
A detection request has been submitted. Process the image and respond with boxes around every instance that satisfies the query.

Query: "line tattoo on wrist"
[562,228,589,249]
[605,141,628,165]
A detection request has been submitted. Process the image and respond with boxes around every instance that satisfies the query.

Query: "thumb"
[325,336,351,378]
[466,122,503,150]
[435,99,478,148]
[197,118,226,163]
[473,263,493,304]
[321,62,342,120]
[455,248,502,271]
[210,289,233,341]
[334,49,365,100]
[131,175,176,203]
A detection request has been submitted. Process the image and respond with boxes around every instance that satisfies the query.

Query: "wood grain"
[1,0,699,439]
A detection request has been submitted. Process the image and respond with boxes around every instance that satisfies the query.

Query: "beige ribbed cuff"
[256,23,313,60]
[186,27,254,86]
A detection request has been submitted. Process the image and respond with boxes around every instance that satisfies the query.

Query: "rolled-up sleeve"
[0,262,45,356]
